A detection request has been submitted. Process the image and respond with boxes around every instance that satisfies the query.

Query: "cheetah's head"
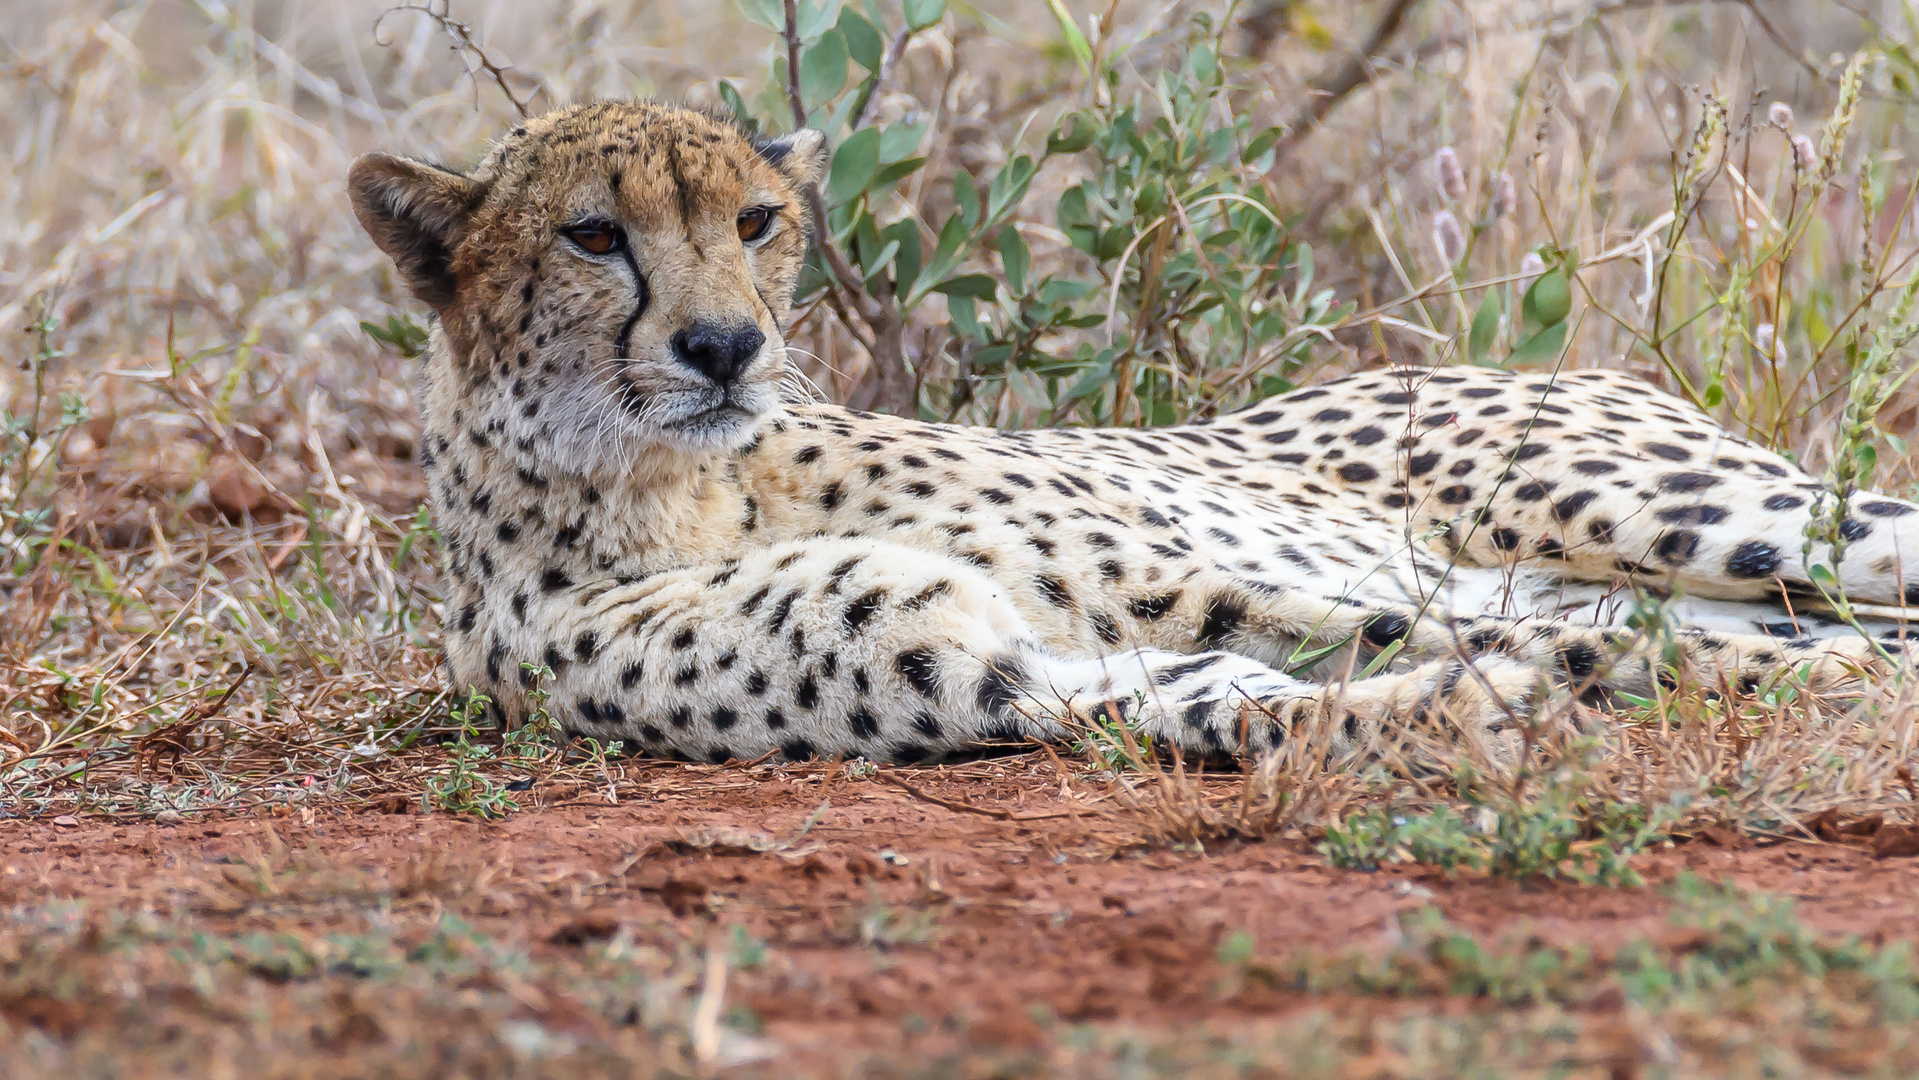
[348,102,824,470]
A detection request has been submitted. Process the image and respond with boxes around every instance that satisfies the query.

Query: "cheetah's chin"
[657,397,772,450]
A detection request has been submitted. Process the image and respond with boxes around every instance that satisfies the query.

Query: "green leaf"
[824,125,880,206]
[1467,291,1502,364]
[870,156,926,189]
[799,29,849,111]
[1242,126,1283,164]
[1046,110,1099,155]
[1042,0,1092,72]
[860,239,900,286]
[838,7,883,69]
[1056,185,1090,230]
[947,293,982,339]
[1507,322,1568,365]
[953,172,980,228]
[906,214,971,305]
[934,273,998,300]
[795,0,841,42]
[986,154,1037,221]
[998,225,1029,295]
[716,80,759,133]
[878,122,926,162]
[1855,442,1879,480]
[882,219,922,296]
[902,0,946,31]
[735,0,785,31]
[1521,268,1572,331]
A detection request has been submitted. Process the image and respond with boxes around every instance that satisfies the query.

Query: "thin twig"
[375,1,539,118]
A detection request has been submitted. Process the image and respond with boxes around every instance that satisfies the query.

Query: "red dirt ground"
[7,754,1919,1072]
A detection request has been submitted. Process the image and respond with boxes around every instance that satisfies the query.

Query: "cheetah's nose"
[670,323,765,386]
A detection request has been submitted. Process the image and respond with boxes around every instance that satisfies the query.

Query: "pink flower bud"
[1490,172,1516,219]
[1434,147,1468,202]
[1768,101,1794,129]
[1792,135,1816,172]
[1432,211,1466,265]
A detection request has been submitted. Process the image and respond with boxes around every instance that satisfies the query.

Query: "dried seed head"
[1434,147,1468,202]
[1817,53,1867,180]
[1490,172,1517,219]
[1518,251,1546,291]
[1791,134,1817,172]
[1755,322,1776,355]
[1432,210,1466,265]
[1768,101,1794,129]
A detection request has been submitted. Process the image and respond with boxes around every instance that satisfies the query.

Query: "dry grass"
[3,0,1919,860]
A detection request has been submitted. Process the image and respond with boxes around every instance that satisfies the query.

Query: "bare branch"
[376,0,540,118]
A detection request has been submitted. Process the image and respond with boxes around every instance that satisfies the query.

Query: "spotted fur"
[350,102,1916,766]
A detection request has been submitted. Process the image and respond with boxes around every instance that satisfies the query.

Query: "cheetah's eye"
[561,222,626,256]
[737,206,777,244]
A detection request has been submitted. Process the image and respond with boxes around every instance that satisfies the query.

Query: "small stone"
[51,814,79,828]
[155,809,185,826]
[206,454,270,520]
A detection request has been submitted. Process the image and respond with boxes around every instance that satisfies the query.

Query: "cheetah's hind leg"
[1034,647,1546,768]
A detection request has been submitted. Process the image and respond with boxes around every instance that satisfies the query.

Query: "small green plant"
[3,292,91,573]
[1318,749,1677,886]
[504,662,561,766]
[1071,701,1155,770]
[726,924,769,970]
[1318,803,1483,873]
[424,690,517,817]
[359,312,430,358]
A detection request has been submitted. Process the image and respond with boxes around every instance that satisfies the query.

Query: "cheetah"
[348,101,1918,766]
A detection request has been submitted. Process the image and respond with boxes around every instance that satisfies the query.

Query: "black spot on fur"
[1197,595,1247,647]
[1363,612,1411,647]
[1127,592,1182,620]
[1154,656,1220,686]
[975,655,1027,715]
[896,649,940,698]
[1551,491,1597,522]
[842,589,885,633]
[1654,529,1700,564]
[1656,504,1729,525]
[1660,472,1719,493]
[1182,699,1216,729]
[1558,642,1601,681]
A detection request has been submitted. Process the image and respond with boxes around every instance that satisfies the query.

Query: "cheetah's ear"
[348,153,487,310]
[753,129,827,189]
